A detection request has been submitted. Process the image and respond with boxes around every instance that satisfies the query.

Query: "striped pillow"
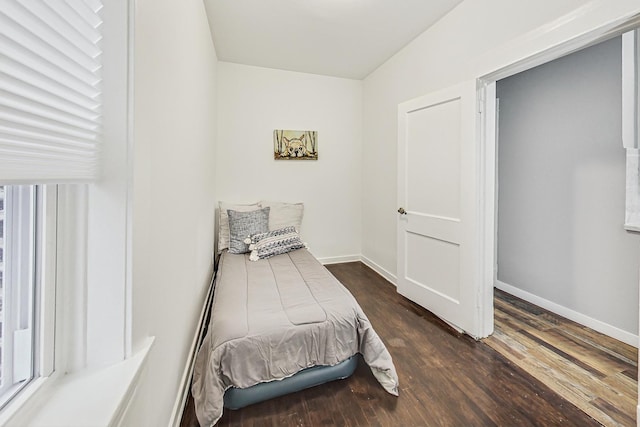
[245,226,306,261]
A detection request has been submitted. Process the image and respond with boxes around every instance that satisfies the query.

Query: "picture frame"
[274,130,318,160]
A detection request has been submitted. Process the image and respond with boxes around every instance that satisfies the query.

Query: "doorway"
[483,31,639,426]
[494,35,638,346]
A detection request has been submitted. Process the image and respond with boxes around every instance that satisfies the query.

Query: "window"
[0,185,37,406]
[0,0,104,412]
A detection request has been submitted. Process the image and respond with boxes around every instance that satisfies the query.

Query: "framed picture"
[274,130,318,160]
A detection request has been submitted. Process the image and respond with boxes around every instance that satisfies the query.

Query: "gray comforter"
[192,249,399,426]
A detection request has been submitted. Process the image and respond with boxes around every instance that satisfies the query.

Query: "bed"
[191,203,399,426]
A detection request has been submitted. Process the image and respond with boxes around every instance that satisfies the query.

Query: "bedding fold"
[192,249,399,427]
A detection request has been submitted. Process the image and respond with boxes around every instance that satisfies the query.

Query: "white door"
[397,81,490,338]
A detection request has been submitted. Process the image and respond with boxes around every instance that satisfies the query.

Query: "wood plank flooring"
[485,289,638,427]
[180,262,617,426]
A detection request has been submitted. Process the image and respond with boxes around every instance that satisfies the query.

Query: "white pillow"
[258,201,304,235]
[218,201,259,252]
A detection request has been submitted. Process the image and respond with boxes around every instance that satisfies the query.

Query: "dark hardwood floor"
[181,262,602,426]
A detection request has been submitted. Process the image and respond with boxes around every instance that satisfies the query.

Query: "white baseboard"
[317,253,397,286]
[495,280,639,348]
[360,255,397,286]
[318,253,398,287]
[318,254,361,265]
[168,271,217,427]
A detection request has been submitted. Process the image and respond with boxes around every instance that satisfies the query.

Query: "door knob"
[397,207,407,215]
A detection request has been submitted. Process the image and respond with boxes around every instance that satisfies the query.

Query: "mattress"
[191,249,399,427]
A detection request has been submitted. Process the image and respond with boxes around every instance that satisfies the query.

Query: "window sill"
[4,337,154,427]
[624,223,640,233]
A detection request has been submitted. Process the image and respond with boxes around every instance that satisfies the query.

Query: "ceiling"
[203,0,463,80]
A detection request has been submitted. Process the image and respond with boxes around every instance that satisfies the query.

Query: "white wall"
[216,62,363,261]
[362,0,640,279]
[497,36,639,336]
[124,0,218,425]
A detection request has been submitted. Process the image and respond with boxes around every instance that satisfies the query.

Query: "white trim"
[124,0,135,361]
[622,30,638,150]
[1,337,154,427]
[0,376,49,426]
[168,272,216,427]
[477,82,497,338]
[110,337,154,427]
[85,0,131,367]
[624,224,640,232]
[317,254,361,265]
[625,148,640,229]
[56,184,88,374]
[623,31,640,231]
[477,2,640,83]
[360,255,397,286]
[495,280,639,348]
[37,186,57,378]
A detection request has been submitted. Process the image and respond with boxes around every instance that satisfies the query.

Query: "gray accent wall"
[497,36,640,336]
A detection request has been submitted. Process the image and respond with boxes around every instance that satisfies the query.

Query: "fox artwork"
[274,130,318,160]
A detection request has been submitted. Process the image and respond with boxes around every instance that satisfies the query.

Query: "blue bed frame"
[223,355,359,409]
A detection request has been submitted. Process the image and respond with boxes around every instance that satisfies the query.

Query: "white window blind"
[0,0,103,184]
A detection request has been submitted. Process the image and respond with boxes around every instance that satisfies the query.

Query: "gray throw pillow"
[227,207,270,254]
